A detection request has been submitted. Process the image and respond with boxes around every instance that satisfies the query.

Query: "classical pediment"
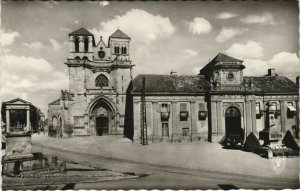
[5,98,31,105]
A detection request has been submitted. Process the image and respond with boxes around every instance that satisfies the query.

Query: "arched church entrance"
[89,98,115,136]
[225,106,242,136]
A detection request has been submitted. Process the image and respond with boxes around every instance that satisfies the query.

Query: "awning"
[287,105,296,112]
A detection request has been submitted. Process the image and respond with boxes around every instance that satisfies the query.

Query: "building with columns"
[131,53,299,142]
[2,98,42,133]
[48,28,133,137]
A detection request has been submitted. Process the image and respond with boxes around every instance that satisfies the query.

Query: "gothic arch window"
[95,74,109,88]
[82,56,88,60]
[74,37,79,52]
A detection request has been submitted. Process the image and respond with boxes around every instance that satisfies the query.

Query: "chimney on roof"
[268,68,275,76]
[170,70,177,75]
[296,76,299,85]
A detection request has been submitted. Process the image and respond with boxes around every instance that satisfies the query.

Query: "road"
[3,144,299,190]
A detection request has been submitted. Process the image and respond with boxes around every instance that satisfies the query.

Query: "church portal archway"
[89,98,115,136]
[225,106,242,136]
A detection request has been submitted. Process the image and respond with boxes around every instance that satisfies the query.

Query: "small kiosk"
[2,98,46,174]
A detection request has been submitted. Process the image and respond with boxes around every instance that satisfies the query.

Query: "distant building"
[48,28,299,142]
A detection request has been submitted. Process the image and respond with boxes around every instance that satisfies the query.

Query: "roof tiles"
[109,29,130,39]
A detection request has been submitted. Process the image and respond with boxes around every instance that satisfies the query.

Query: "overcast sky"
[1,1,299,114]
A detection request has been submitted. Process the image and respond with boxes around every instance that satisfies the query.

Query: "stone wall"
[69,67,85,94]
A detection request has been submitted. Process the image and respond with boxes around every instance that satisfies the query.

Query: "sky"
[1,0,299,115]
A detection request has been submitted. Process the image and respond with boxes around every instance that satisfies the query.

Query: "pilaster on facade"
[133,101,140,142]
[190,101,198,141]
[210,101,217,134]
[216,100,223,134]
[84,113,89,133]
[26,109,30,131]
[69,36,75,54]
[296,98,300,138]
[251,100,257,133]
[280,100,286,132]
[152,102,159,142]
[171,101,181,142]
[6,109,10,132]
[88,36,93,52]
[245,100,252,133]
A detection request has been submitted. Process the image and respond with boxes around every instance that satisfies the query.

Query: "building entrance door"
[225,106,242,136]
[96,117,109,136]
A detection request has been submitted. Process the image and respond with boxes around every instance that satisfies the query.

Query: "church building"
[48,28,133,136]
[48,27,299,143]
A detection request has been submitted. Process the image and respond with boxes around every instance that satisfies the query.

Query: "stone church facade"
[48,28,133,136]
[48,27,299,142]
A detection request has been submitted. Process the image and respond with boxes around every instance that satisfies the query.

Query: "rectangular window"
[84,37,89,52]
[287,102,295,119]
[182,128,189,136]
[161,104,169,121]
[198,103,207,120]
[256,102,262,119]
[161,104,168,113]
[256,103,260,114]
[180,103,188,121]
[74,37,79,52]
[162,123,169,137]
